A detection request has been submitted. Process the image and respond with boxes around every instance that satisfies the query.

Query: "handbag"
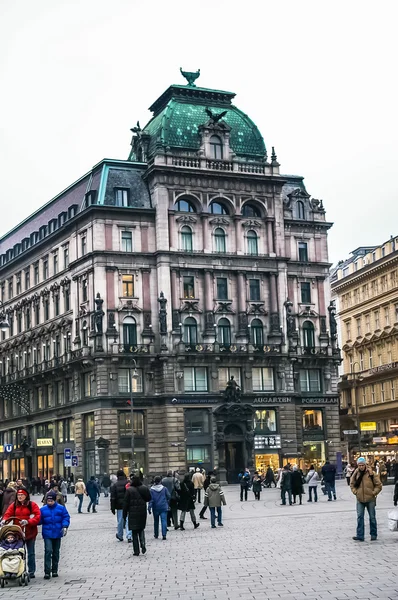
[171,478,180,501]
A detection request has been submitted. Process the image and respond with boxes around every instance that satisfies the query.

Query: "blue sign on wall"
[71,455,78,467]
[4,444,13,453]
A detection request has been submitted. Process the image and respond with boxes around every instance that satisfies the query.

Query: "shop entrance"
[255,453,280,474]
[225,441,244,483]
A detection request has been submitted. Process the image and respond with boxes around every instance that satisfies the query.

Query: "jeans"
[77,494,84,513]
[293,494,302,504]
[132,530,146,555]
[153,510,168,538]
[326,482,336,500]
[254,491,261,500]
[209,506,222,526]
[308,486,318,501]
[281,489,292,505]
[240,486,248,501]
[180,509,196,524]
[117,509,132,540]
[25,538,36,575]
[195,489,202,503]
[356,500,377,539]
[44,538,61,575]
[87,497,97,512]
[346,477,351,486]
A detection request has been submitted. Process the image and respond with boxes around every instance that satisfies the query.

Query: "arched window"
[123,316,137,348]
[181,226,193,251]
[303,321,315,349]
[183,317,198,344]
[247,230,258,255]
[174,199,196,213]
[250,319,264,346]
[242,203,261,218]
[214,228,226,253]
[210,201,228,215]
[209,135,223,160]
[218,318,231,346]
[296,201,305,219]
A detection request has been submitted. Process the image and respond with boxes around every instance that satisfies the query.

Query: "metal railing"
[118,344,150,354]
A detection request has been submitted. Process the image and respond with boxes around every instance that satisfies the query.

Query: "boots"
[194,522,200,529]
[179,521,185,530]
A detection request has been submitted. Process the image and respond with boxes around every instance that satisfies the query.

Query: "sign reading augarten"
[252,397,292,404]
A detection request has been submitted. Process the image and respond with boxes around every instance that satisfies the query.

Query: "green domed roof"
[135,83,266,160]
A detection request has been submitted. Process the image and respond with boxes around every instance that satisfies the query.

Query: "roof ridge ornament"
[180,67,200,87]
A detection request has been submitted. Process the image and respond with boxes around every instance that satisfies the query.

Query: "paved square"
[1,480,397,600]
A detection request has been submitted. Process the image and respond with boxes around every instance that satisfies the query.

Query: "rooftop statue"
[205,108,228,124]
[180,67,200,87]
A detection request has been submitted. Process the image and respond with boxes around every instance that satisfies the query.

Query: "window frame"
[298,241,308,262]
[300,282,311,304]
[214,227,226,253]
[209,135,223,160]
[122,274,134,297]
[299,369,321,393]
[252,367,275,392]
[184,367,208,392]
[121,231,133,252]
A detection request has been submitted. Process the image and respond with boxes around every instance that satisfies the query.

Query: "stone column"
[141,225,149,252]
[171,269,180,331]
[279,403,298,458]
[267,221,275,254]
[74,414,84,479]
[234,218,243,255]
[201,215,210,253]
[237,272,248,338]
[269,273,280,337]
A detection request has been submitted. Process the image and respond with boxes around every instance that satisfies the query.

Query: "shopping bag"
[74,495,78,508]
[387,508,398,531]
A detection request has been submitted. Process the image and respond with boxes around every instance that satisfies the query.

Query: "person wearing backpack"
[238,469,251,501]
[162,471,180,529]
[350,457,382,541]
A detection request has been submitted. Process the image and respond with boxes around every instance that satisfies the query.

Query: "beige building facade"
[331,238,398,461]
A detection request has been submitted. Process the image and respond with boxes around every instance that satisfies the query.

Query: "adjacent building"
[0,71,341,483]
[331,238,398,462]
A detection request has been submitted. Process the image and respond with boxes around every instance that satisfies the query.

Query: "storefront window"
[255,453,279,473]
[119,450,146,476]
[186,446,210,463]
[303,409,323,431]
[37,454,54,480]
[185,409,210,434]
[301,441,325,472]
[118,412,145,436]
[254,410,276,432]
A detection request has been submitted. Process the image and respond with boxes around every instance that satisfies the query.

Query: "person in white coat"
[306,465,319,502]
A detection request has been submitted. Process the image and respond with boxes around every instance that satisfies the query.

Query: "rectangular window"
[362,388,366,406]
[300,369,321,392]
[8,279,13,300]
[53,252,58,275]
[385,307,390,326]
[44,298,49,321]
[38,387,44,410]
[249,279,260,301]
[345,321,351,340]
[359,352,364,371]
[303,409,323,431]
[84,413,95,439]
[83,373,92,397]
[82,279,88,302]
[365,314,370,333]
[25,270,30,290]
[371,384,375,404]
[372,251,376,262]
[216,277,228,300]
[115,188,129,207]
[118,412,145,436]
[47,383,54,408]
[184,367,208,392]
[252,367,274,392]
[382,246,385,257]
[35,303,40,325]
[369,348,373,368]
[43,257,48,280]
[186,446,210,463]
[63,245,69,268]
[81,235,87,256]
[185,410,210,434]
[381,382,385,403]
[300,282,311,304]
[65,289,70,311]
[391,380,395,401]
[218,367,241,391]
[183,276,195,299]
[374,310,380,330]
[34,263,39,285]
[356,318,361,337]
[298,242,308,262]
[122,275,134,297]
[118,368,143,393]
[54,295,60,316]
[16,274,21,295]
[121,231,133,252]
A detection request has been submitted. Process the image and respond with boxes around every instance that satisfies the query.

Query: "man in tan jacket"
[350,457,382,541]
[192,469,204,504]
[74,478,87,514]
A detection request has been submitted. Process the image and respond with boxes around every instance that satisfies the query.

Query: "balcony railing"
[301,346,329,356]
[183,343,281,354]
[118,344,150,354]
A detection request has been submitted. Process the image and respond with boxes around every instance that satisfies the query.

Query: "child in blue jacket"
[148,476,170,540]
[40,490,70,579]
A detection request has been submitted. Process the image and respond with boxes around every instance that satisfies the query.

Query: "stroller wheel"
[0,579,4,588]
[18,578,22,586]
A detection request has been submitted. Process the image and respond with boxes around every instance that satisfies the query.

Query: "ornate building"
[331,237,398,462]
[0,70,341,483]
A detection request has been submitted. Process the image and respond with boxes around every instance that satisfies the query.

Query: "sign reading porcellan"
[252,397,292,404]
[301,397,339,405]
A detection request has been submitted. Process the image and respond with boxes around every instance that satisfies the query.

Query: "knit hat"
[17,489,28,497]
[357,457,366,464]
[46,491,57,500]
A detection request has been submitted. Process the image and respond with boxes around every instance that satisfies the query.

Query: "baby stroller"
[0,518,29,587]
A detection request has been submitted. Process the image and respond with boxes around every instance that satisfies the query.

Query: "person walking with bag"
[204,476,226,527]
[306,465,319,502]
[39,491,70,579]
[148,476,170,540]
[178,473,200,530]
[86,476,100,513]
[123,476,151,556]
[162,471,180,529]
[350,456,382,542]
[111,470,132,543]
[74,478,86,514]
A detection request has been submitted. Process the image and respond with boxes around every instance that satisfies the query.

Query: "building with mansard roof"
[0,71,341,483]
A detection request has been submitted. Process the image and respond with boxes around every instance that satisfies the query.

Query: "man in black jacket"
[110,470,131,542]
[123,476,151,556]
[321,460,337,501]
[280,465,293,506]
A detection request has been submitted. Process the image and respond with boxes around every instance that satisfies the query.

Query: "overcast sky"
[0,0,397,264]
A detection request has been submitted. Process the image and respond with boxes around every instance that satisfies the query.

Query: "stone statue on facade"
[224,376,241,403]
[328,301,337,340]
[245,426,255,454]
[284,298,296,337]
[215,428,225,447]
[158,291,167,335]
[94,293,105,334]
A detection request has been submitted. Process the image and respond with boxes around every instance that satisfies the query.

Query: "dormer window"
[296,201,305,219]
[115,188,129,207]
[209,135,223,160]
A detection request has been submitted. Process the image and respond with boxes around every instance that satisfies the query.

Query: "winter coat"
[252,478,262,493]
[102,475,111,488]
[1,488,16,516]
[149,485,170,513]
[321,463,337,484]
[111,476,128,511]
[192,472,204,490]
[280,470,292,490]
[203,475,211,491]
[40,502,70,539]
[161,476,180,502]
[43,490,65,506]
[74,480,86,495]
[291,471,304,495]
[60,481,68,496]
[350,467,382,503]
[123,484,151,532]
[306,470,319,487]
[86,480,100,500]
[394,481,398,506]
[3,497,41,541]
[178,479,195,511]
[265,468,275,483]
[204,483,226,508]
[239,473,251,488]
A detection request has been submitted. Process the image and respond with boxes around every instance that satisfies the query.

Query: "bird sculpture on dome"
[205,107,228,124]
[180,67,200,86]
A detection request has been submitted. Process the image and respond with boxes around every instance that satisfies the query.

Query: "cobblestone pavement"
[0,480,397,600]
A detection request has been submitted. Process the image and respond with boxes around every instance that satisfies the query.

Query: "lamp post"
[0,302,10,334]
[348,361,364,456]
[130,358,139,473]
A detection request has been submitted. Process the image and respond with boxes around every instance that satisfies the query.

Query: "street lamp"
[130,358,139,473]
[213,322,217,342]
[347,361,364,456]
[0,301,9,333]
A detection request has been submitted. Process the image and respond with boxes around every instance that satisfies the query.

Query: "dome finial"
[271,146,277,162]
[180,67,200,87]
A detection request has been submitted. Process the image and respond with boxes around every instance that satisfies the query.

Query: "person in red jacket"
[2,488,41,578]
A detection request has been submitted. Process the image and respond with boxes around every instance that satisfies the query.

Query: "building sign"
[71,455,79,467]
[64,448,72,468]
[171,398,214,404]
[254,435,281,450]
[369,362,398,375]
[373,437,388,443]
[388,437,398,445]
[4,444,13,453]
[37,438,53,447]
[360,422,377,432]
[252,397,292,404]
[301,397,339,405]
